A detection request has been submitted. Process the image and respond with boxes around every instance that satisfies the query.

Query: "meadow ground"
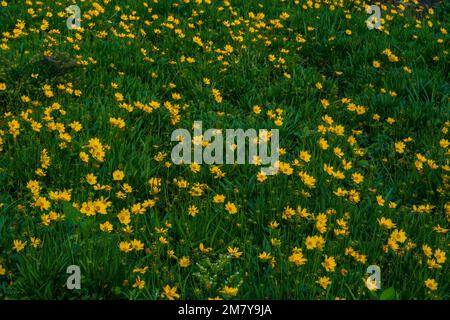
[0,0,449,300]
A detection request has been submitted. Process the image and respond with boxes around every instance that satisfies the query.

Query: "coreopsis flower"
[352,172,364,184]
[376,195,385,206]
[434,249,446,264]
[391,229,407,243]
[378,217,396,229]
[79,151,89,162]
[112,170,125,181]
[316,276,331,289]
[179,256,190,268]
[132,276,145,289]
[227,247,242,258]
[162,285,180,300]
[131,239,144,251]
[395,141,406,154]
[199,243,212,254]
[30,237,41,248]
[133,266,149,275]
[322,255,337,272]
[256,171,267,182]
[69,121,82,132]
[187,205,198,217]
[318,138,329,150]
[119,241,132,252]
[13,240,26,252]
[320,99,330,108]
[34,197,51,211]
[424,279,437,291]
[86,173,97,185]
[109,117,126,129]
[221,286,238,297]
[225,201,237,214]
[213,194,225,203]
[288,248,307,266]
[117,209,131,225]
[100,221,113,232]
[258,252,272,261]
[299,150,311,162]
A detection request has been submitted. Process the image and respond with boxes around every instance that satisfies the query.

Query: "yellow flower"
[114,92,124,101]
[388,202,397,209]
[131,239,144,251]
[112,170,125,181]
[434,249,446,264]
[213,194,225,203]
[0,83,6,90]
[395,141,406,154]
[256,171,267,182]
[258,252,272,261]
[376,195,385,206]
[85,173,97,185]
[132,276,145,289]
[34,197,51,211]
[227,247,243,258]
[0,264,5,275]
[117,209,131,225]
[352,172,364,184]
[179,256,190,268]
[133,266,149,274]
[322,255,337,272]
[69,121,83,132]
[109,117,126,129]
[30,237,41,248]
[318,137,329,150]
[100,221,113,233]
[391,229,407,243]
[221,285,238,297]
[13,240,26,252]
[225,201,237,214]
[424,279,438,291]
[422,244,433,257]
[199,243,212,253]
[320,99,330,108]
[162,285,180,300]
[378,217,396,229]
[188,205,198,217]
[288,248,307,266]
[119,241,132,252]
[299,150,311,162]
[190,162,201,173]
[79,151,89,163]
[253,105,261,114]
[41,214,51,226]
[316,276,331,289]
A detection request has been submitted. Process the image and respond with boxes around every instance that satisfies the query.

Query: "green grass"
[0,0,448,300]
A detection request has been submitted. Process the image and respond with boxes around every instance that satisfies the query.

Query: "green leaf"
[380,287,396,300]
[63,203,79,224]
